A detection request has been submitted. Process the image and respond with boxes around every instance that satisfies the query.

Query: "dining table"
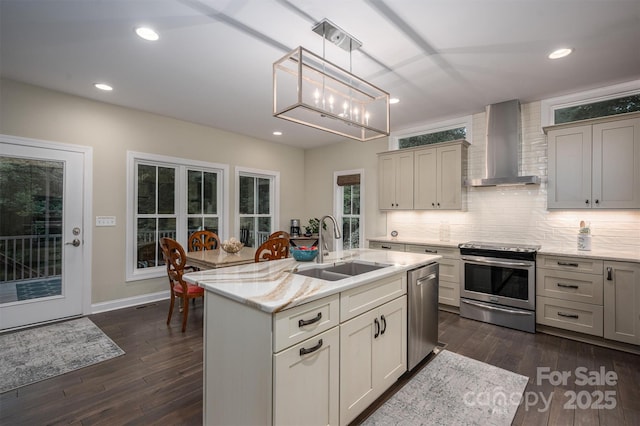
[185,247,257,270]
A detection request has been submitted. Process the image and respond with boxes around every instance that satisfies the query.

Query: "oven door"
[461,255,535,311]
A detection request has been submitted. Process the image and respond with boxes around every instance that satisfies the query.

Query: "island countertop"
[183,248,440,313]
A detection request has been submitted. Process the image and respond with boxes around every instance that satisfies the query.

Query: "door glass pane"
[187,170,202,215]
[0,157,64,303]
[137,164,156,214]
[257,178,270,214]
[239,176,254,214]
[204,172,217,214]
[157,167,175,214]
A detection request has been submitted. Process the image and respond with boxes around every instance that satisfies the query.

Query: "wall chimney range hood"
[466,99,540,187]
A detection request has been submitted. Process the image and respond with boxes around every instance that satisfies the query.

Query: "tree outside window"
[335,171,363,250]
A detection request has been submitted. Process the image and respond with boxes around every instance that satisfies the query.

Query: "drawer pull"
[558,312,579,319]
[557,283,579,289]
[298,312,322,328]
[299,339,323,356]
[557,261,579,267]
[424,249,438,253]
[381,245,392,250]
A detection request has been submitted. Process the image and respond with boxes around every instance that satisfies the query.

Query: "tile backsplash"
[386,101,640,251]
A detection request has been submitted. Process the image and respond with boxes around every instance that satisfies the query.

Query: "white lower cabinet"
[603,261,640,345]
[339,296,407,426]
[273,327,340,426]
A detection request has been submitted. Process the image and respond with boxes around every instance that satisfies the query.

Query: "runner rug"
[0,317,124,393]
[362,349,529,426]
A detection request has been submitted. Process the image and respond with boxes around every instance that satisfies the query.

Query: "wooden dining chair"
[160,237,204,332]
[254,237,290,262]
[268,230,290,240]
[188,230,220,251]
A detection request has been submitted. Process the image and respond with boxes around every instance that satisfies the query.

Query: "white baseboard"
[91,290,170,314]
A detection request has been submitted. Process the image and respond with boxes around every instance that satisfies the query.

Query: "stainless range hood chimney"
[466,99,540,187]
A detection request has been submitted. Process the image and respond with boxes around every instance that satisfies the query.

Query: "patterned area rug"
[0,317,124,393]
[363,349,529,426]
[16,278,62,301]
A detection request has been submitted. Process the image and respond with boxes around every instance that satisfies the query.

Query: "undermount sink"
[293,261,391,282]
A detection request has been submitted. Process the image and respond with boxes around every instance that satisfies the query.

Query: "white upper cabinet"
[546,114,640,209]
[414,142,465,210]
[378,150,414,210]
[378,140,468,211]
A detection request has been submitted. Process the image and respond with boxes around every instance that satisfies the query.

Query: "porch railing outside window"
[0,234,62,282]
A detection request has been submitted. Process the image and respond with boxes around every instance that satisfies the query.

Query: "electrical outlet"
[96,216,116,227]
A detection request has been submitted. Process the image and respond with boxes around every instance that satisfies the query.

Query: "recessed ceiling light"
[390,98,400,104]
[548,48,573,59]
[94,83,113,91]
[273,131,282,136]
[135,27,159,41]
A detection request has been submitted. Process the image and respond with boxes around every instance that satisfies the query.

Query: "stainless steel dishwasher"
[407,262,439,370]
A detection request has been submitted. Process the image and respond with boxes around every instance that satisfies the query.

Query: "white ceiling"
[2,0,639,149]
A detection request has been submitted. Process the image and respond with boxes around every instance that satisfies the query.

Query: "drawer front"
[537,255,603,275]
[536,296,604,336]
[273,294,340,353]
[437,258,460,283]
[340,274,407,322]
[368,241,406,251]
[405,244,459,259]
[439,280,460,307]
[536,269,603,305]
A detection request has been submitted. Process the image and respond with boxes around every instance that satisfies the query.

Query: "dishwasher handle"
[416,273,437,285]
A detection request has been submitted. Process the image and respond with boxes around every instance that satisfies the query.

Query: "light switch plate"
[96,216,116,227]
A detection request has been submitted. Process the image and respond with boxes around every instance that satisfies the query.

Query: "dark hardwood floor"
[1,300,639,425]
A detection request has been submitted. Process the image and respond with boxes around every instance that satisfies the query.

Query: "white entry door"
[0,135,89,330]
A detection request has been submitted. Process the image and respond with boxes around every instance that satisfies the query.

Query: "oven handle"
[461,256,533,268]
[461,299,533,315]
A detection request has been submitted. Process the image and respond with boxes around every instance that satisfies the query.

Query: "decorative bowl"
[221,238,244,254]
[290,246,318,262]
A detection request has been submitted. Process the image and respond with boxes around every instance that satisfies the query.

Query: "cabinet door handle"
[585,199,590,205]
[437,202,440,207]
[298,312,322,328]
[557,261,579,267]
[431,202,435,207]
[299,339,323,356]
[595,199,600,205]
[557,283,579,289]
[558,312,579,319]
[606,267,613,281]
[374,318,380,338]
[380,315,387,335]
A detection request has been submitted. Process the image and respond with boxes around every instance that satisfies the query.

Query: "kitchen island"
[183,248,440,426]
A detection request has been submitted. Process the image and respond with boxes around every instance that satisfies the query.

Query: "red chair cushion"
[173,284,204,295]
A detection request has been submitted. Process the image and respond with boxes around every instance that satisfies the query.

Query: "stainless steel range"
[459,241,540,333]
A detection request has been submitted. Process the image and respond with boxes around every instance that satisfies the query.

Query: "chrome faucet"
[317,215,342,263]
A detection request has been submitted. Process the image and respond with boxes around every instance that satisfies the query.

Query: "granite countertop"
[368,236,461,248]
[538,245,640,263]
[183,248,440,314]
[368,236,640,263]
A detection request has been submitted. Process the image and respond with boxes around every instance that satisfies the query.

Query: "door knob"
[65,239,81,247]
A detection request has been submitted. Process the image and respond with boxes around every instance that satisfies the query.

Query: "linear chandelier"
[273,19,390,142]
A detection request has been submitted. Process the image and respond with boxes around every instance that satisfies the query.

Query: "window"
[399,127,466,148]
[127,152,228,281]
[541,79,640,126]
[389,115,473,151]
[334,170,364,250]
[554,94,640,124]
[236,167,279,248]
